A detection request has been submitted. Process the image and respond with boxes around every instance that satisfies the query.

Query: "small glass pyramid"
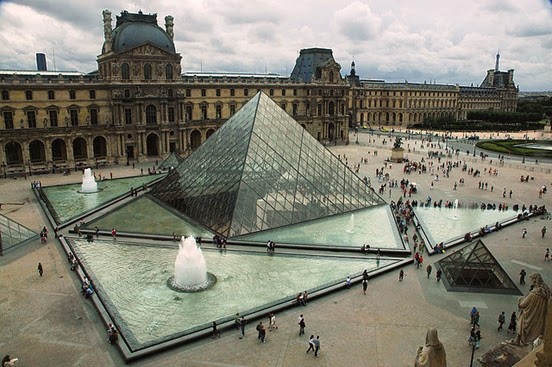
[437,239,521,295]
[151,92,385,239]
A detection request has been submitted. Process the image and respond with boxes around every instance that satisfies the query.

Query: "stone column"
[535,298,552,367]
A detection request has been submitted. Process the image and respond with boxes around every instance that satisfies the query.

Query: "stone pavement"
[1,131,551,366]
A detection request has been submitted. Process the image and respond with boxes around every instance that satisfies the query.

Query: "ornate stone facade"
[0,10,517,177]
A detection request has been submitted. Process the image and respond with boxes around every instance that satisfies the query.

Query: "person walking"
[111,228,117,240]
[362,279,368,295]
[519,269,527,285]
[313,335,321,357]
[472,311,480,327]
[426,264,432,279]
[399,269,405,281]
[436,269,442,282]
[545,248,550,262]
[522,228,527,238]
[470,306,478,324]
[542,226,547,238]
[37,262,43,276]
[298,314,306,336]
[306,335,315,353]
[497,311,505,331]
[507,312,517,334]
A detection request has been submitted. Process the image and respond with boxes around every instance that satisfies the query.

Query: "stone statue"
[165,15,174,39]
[394,136,403,149]
[102,10,113,52]
[415,328,447,367]
[512,273,551,345]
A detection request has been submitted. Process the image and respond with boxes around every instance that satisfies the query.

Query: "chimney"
[36,53,47,71]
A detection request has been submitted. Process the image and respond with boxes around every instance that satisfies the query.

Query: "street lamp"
[1,161,6,178]
[28,160,32,176]
[126,147,130,166]
[355,126,359,145]
[473,146,476,157]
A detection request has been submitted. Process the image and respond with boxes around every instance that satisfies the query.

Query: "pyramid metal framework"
[150,91,386,239]
[437,239,521,295]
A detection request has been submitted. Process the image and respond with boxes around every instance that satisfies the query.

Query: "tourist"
[345,275,351,288]
[426,264,432,279]
[306,335,315,353]
[541,226,547,238]
[212,321,220,338]
[37,262,43,276]
[108,326,118,345]
[545,248,550,262]
[399,269,405,281]
[522,228,527,238]
[95,226,99,238]
[234,313,241,330]
[313,335,321,357]
[473,330,482,349]
[303,291,309,305]
[239,316,247,339]
[269,313,277,330]
[111,228,117,240]
[497,311,506,331]
[507,312,517,334]
[362,279,368,295]
[298,314,306,336]
[519,269,527,285]
[470,306,478,324]
[1,355,18,367]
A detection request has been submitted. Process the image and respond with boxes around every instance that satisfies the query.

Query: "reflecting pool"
[71,238,398,350]
[414,207,517,245]
[42,175,165,223]
[234,205,404,249]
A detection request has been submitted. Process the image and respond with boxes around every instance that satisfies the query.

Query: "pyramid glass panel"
[159,151,184,170]
[150,92,386,241]
[0,214,37,252]
[437,240,521,295]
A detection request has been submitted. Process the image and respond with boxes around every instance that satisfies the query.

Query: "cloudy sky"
[0,0,551,91]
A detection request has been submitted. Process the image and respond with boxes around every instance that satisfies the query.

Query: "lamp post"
[126,147,130,166]
[473,146,476,157]
[469,341,476,367]
[28,160,32,176]
[1,162,6,178]
[355,126,359,145]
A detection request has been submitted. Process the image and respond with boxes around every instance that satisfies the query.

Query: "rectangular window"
[216,105,222,119]
[25,90,33,100]
[70,109,79,126]
[282,89,286,96]
[49,110,58,127]
[48,90,55,100]
[27,110,37,128]
[201,89,206,97]
[269,89,274,96]
[244,88,249,97]
[125,108,132,125]
[186,89,191,97]
[186,105,193,120]
[90,109,98,125]
[201,105,208,120]
[293,89,297,96]
[281,102,286,111]
[69,90,76,99]
[89,90,96,99]
[216,89,221,97]
[317,104,322,116]
[168,106,175,122]
[230,104,236,116]
[230,88,235,97]
[3,111,13,129]
[1,90,9,100]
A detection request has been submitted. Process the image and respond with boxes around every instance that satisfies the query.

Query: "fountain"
[168,236,216,292]
[346,214,355,233]
[453,199,459,209]
[80,168,99,193]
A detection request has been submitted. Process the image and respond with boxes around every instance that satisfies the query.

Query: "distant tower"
[36,53,47,71]
[495,51,500,72]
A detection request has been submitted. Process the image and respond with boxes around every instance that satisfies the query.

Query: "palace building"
[0,10,517,177]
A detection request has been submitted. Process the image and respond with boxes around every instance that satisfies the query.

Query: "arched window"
[144,64,152,80]
[146,105,157,125]
[165,64,173,80]
[121,63,130,80]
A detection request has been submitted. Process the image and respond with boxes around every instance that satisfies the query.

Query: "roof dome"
[109,11,176,55]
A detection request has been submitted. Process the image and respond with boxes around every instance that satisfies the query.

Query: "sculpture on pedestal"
[415,328,447,367]
[512,273,550,346]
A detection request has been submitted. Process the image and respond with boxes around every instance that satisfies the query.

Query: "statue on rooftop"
[414,328,447,367]
[511,273,550,346]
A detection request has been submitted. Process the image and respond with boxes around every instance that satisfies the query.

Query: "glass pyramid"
[437,239,521,295]
[0,213,37,254]
[159,151,184,170]
[151,91,386,239]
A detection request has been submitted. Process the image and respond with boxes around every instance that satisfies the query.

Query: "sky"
[0,0,551,91]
